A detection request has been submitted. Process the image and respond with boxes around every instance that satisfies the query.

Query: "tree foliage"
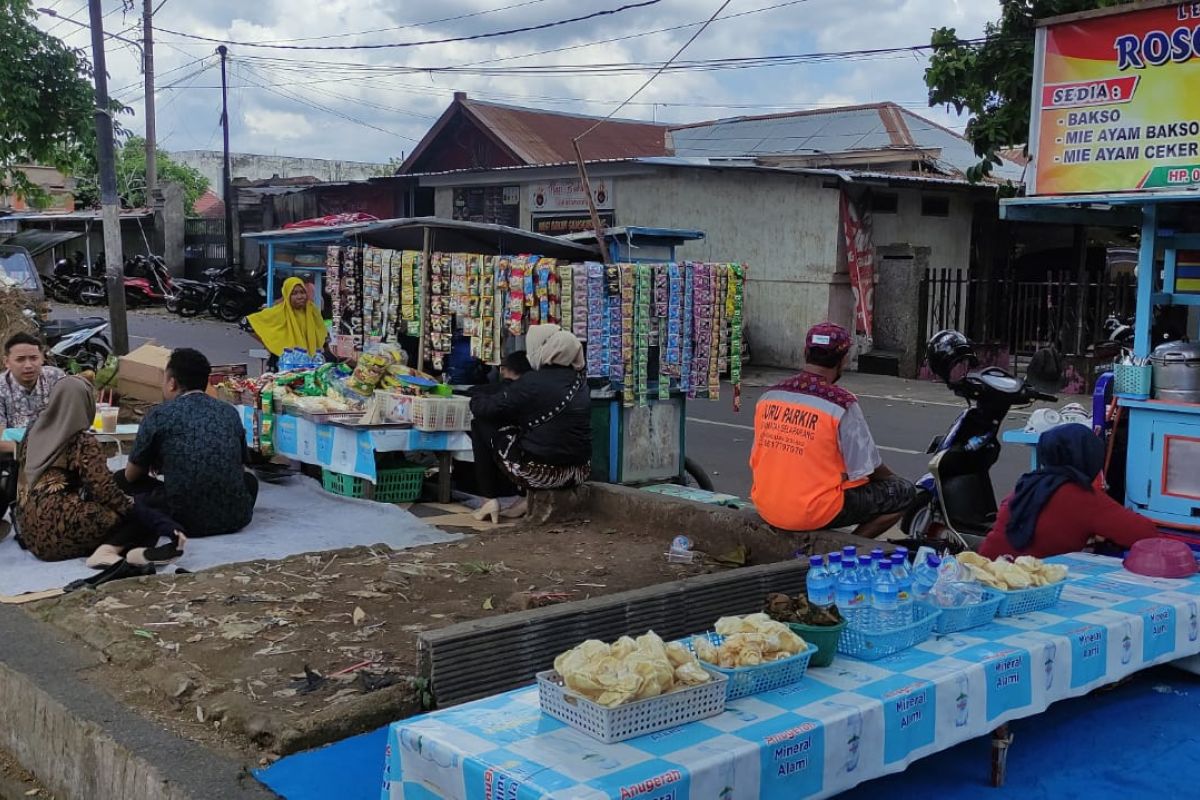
[75,137,211,214]
[925,0,1135,182]
[0,0,101,207]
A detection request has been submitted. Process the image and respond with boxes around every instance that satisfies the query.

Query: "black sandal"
[64,560,156,593]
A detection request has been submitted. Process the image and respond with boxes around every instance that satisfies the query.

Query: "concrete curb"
[0,605,277,800]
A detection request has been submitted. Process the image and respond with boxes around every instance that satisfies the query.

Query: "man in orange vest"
[750,322,916,538]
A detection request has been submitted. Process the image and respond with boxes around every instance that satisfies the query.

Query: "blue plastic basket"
[684,632,817,700]
[995,581,1066,617]
[932,588,1004,634]
[838,603,941,661]
[1113,363,1152,400]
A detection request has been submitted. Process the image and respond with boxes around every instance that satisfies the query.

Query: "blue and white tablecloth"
[381,553,1200,800]
[240,410,470,482]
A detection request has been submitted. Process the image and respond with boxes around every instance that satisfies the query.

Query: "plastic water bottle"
[913,555,941,602]
[806,556,835,608]
[841,545,857,568]
[826,551,843,578]
[836,556,864,625]
[870,548,885,574]
[857,555,874,613]
[872,560,899,630]
[891,552,914,625]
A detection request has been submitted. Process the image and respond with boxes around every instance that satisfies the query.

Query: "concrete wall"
[871,188,974,271]
[173,151,389,199]
[434,187,454,219]
[615,168,844,368]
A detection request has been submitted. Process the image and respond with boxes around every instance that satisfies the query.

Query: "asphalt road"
[53,304,1032,503]
[685,373,1031,503]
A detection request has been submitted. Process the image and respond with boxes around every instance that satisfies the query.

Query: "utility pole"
[87,0,130,355]
[218,45,235,270]
[142,0,157,197]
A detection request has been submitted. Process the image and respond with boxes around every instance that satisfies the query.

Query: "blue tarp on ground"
[255,666,1200,800]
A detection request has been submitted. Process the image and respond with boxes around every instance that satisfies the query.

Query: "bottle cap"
[809,555,824,568]
[895,546,909,556]
[858,555,872,566]
[879,560,893,571]
[842,546,857,558]
[928,555,942,567]
[828,552,841,562]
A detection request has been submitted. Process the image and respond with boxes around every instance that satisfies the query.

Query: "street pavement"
[53,304,1037,504]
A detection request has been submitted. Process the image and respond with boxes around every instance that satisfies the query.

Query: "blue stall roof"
[563,226,706,246]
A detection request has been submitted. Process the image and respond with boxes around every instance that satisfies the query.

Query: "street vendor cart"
[243,218,747,498]
[1000,0,1200,539]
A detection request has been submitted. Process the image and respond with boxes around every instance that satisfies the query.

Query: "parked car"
[0,245,46,301]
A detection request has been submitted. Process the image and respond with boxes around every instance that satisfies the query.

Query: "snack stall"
[999,1,1200,536]
[243,218,748,493]
[379,549,1200,800]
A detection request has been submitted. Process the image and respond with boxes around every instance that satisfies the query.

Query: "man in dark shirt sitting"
[121,348,257,536]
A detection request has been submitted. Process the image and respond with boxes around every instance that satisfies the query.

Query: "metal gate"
[918,268,1137,358]
[184,218,225,278]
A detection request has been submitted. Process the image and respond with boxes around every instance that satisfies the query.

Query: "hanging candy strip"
[728,263,745,412]
[558,264,573,331]
[586,262,605,378]
[681,263,694,395]
[635,264,652,406]
[572,264,590,341]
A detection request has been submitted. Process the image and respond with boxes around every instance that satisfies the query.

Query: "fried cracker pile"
[552,631,712,707]
[957,552,1069,590]
[691,613,808,669]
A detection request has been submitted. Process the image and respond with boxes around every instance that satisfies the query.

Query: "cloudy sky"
[37,0,1002,165]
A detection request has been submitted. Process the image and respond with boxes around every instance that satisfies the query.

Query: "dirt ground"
[30,518,713,761]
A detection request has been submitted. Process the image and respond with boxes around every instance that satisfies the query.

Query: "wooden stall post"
[990,724,1013,787]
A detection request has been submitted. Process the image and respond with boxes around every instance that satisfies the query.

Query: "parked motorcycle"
[169,267,230,318]
[123,255,175,306]
[30,313,112,373]
[901,330,1057,552]
[209,267,268,322]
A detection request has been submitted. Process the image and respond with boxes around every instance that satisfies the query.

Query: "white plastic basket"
[375,391,413,424]
[410,396,472,431]
[536,669,727,743]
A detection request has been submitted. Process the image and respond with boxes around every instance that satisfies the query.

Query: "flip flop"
[64,560,155,593]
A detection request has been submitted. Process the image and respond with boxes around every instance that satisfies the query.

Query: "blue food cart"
[1001,1,1200,539]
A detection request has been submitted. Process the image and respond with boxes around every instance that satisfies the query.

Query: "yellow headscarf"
[247,277,328,356]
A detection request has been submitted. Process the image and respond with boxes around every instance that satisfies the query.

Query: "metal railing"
[919,268,1136,358]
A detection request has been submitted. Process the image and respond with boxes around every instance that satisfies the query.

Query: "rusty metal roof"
[399,94,672,173]
[668,102,1025,182]
[464,99,672,163]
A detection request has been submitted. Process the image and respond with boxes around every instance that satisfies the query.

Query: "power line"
[245,0,557,45]
[578,0,732,141]
[237,64,418,140]
[155,0,666,51]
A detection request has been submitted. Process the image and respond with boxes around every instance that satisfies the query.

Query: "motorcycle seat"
[40,318,106,338]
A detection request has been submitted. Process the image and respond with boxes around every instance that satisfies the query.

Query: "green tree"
[925,0,1135,181]
[75,136,211,214]
[0,0,101,207]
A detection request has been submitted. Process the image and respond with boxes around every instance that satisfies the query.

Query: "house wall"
[870,188,974,271]
[428,168,981,371]
[613,168,845,368]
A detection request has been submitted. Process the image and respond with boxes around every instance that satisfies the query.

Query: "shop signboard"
[530,211,616,235]
[1030,1,1200,195]
[527,178,614,213]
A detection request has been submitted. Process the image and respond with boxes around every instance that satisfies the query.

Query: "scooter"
[29,313,113,373]
[123,255,175,306]
[209,267,268,322]
[902,366,1057,551]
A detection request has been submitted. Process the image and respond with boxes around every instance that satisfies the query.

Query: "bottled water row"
[806,546,941,631]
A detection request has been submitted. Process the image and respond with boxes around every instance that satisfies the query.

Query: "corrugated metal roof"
[463,99,672,164]
[669,103,1025,182]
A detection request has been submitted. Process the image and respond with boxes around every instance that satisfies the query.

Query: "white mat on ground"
[0,476,461,597]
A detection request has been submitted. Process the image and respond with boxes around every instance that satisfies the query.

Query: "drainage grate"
[417,560,810,707]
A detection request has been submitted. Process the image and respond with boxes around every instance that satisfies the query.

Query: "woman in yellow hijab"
[246,277,328,358]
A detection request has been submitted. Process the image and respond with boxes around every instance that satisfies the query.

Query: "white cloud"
[39,0,1003,161]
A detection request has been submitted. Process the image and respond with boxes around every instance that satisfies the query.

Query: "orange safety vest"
[750,388,867,530]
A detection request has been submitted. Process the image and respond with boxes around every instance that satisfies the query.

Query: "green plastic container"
[789,620,847,668]
[321,463,427,503]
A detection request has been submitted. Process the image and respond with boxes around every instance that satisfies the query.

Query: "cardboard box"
[118,343,172,402]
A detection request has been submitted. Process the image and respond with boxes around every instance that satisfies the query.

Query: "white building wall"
[870,188,974,270]
[614,169,845,369]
